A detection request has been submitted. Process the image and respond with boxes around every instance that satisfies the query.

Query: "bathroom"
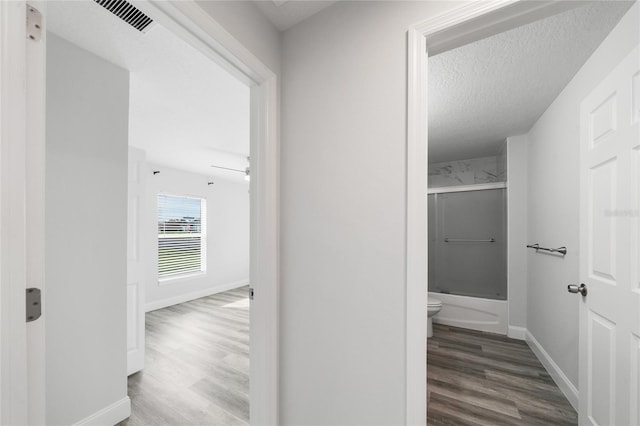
[424,1,632,341]
[424,2,637,423]
[426,153,511,337]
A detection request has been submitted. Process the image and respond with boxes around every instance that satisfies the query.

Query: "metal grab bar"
[444,238,495,243]
[526,243,567,256]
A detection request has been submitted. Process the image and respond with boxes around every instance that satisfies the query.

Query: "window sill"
[158,271,206,286]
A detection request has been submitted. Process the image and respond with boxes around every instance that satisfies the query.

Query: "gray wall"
[279,2,466,424]
[506,135,528,331]
[526,3,639,389]
[45,33,129,425]
[195,0,281,77]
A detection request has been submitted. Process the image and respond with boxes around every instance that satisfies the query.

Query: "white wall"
[506,135,528,337]
[144,164,249,311]
[526,2,639,393]
[279,2,469,424]
[195,0,281,77]
[45,33,129,425]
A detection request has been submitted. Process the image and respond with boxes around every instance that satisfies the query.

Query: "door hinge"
[26,5,42,42]
[26,288,42,322]
[249,288,254,300]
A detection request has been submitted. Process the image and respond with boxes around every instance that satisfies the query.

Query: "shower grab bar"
[526,243,567,256]
[444,238,495,243]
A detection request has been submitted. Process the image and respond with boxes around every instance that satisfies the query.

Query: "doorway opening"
[406,1,636,424]
[22,0,279,424]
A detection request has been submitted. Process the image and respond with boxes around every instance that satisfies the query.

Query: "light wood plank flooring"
[427,324,578,426]
[118,287,250,426]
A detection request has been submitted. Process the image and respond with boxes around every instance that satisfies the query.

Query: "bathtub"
[428,292,508,335]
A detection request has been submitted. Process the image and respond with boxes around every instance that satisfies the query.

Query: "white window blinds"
[157,194,206,278]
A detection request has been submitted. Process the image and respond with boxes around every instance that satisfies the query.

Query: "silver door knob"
[568,283,587,296]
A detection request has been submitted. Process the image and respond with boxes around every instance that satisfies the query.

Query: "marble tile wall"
[428,155,506,188]
[497,142,507,181]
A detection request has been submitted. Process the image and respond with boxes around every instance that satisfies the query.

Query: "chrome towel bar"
[526,243,567,256]
[444,238,495,243]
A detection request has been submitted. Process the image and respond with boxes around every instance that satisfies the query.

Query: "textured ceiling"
[47,1,250,182]
[253,0,337,31]
[428,1,633,164]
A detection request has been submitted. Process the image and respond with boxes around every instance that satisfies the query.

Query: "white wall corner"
[507,326,526,340]
[525,331,578,411]
[145,279,249,312]
[72,397,131,426]
[506,134,529,333]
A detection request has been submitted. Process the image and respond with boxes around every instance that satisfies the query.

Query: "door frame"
[405,1,583,423]
[0,1,280,424]
[0,1,30,424]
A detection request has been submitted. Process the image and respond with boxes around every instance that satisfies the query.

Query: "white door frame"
[140,6,279,424]
[1,1,279,424]
[0,1,30,424]
[405,1,584,423]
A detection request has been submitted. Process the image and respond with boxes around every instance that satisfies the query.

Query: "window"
[157,194,206,278]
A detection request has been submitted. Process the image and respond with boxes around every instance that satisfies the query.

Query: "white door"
[26,1,46,423]
[127,147,146,375]
[579,46,640,426]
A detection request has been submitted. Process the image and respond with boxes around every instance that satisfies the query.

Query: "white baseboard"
[525,331,579,411]
[73,396,131,426]
[145,280,249,312]
[507,326,527,340]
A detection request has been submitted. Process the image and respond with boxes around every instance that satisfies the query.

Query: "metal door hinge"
[26,5,42,42]
[26,288,42,322]
[249,288,254,300]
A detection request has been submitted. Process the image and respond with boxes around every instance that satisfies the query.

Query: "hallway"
[427,324,577,425]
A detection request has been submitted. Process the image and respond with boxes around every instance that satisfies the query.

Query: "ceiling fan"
[210,157,250,181]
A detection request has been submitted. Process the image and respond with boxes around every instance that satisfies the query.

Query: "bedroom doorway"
[2,0,278,424]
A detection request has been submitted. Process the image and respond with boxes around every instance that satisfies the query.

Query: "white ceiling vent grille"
[93,0,154,32]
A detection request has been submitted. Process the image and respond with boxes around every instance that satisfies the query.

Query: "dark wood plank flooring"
[427,324,578,426]
[118,287,250,426]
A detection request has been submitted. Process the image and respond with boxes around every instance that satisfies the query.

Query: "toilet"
[427,297,442,338]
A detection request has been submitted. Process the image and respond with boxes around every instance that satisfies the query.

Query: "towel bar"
[445,238,495,243]
[526,244,567,255]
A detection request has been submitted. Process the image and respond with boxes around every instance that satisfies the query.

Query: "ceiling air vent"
[93,0,154,33]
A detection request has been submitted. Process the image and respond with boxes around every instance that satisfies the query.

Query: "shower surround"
[428,161,508,334]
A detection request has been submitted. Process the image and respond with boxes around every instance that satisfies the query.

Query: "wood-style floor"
[119,291,576,425]
[427,323,578,426]
[118,287,250,426]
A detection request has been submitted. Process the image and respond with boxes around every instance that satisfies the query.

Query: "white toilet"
[427,297,442,338]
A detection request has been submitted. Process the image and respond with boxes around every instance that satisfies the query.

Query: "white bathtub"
[429,292,508,335]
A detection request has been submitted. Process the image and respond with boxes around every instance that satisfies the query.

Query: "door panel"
[588,159,617,284]
[579,46,639,426]
[127,147,146,375]
[636,145,640,293]
[633,71,640,122]
[587,312,615,425]
[632,335,640,426]
[589,93,617,147]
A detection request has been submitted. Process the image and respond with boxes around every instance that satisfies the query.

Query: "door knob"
[568,283,587,296]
